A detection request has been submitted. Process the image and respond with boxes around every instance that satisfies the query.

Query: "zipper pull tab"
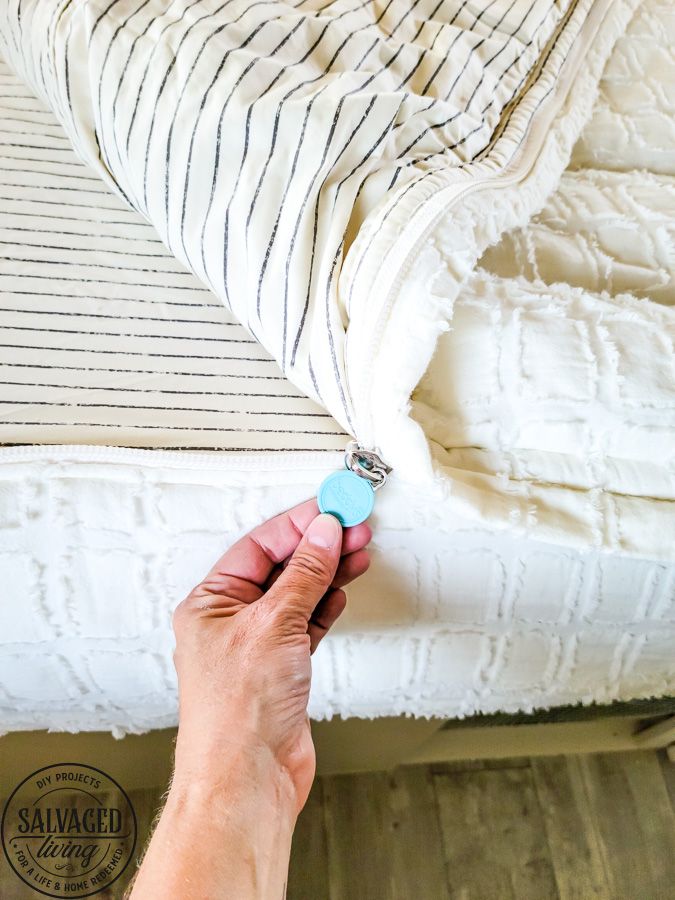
[317,441,393,527]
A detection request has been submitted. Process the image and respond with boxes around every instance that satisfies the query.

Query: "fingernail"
[306,513,341,549]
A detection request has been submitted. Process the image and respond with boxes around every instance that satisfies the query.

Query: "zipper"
[0,443,344,472]
[344,440,392,488]
[343,0,616,443]
[0,0,623,481]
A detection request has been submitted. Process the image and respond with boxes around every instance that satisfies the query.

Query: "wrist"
[171,730,298,820]
[130,741,297,899]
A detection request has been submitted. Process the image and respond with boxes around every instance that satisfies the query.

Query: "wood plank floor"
[1,751,673,899]
[288,751,675,900]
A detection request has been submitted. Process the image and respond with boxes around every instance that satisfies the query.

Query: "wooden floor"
[288,751,675,900]
[1,751,673,899]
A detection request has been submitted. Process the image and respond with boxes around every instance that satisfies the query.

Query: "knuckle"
[248,599,281,634]
[287,549,334,584]
[171,592,196,632]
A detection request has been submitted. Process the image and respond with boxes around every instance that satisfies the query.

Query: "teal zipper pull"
[318,441,392,527]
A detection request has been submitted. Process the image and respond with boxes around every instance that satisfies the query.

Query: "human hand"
[171,498,371,813]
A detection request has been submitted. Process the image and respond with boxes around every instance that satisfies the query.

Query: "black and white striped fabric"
[0,56,347,449]
[0,0,600,439]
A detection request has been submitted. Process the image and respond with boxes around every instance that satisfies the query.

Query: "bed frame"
[1,699,673,794]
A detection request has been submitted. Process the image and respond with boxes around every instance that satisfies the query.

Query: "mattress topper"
[1,0,674,561]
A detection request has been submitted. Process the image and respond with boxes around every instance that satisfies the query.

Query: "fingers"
[308,589,346,653]
[340,521,372,555]
[331,547,370,588]
[200,498,371,593]
[265,545,371,592]
[202,499,321,588]
[262,513,342,621]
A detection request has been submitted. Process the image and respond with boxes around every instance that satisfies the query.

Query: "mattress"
[0,0,673,733]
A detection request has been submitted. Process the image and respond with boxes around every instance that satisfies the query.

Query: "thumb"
[263,513,342,621]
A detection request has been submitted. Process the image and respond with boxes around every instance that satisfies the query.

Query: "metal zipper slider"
[317,441,393,526]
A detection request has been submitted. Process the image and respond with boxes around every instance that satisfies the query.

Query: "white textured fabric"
[480,169,675,304]
[482,0,675,301]
[413,270,675,551]
[3,0,671,562]
[1,445,673,734]
[0,0,674,733]
[571,0,675,178]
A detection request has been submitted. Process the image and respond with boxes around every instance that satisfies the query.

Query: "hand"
[130,500,372,898]
[171,498,372,812]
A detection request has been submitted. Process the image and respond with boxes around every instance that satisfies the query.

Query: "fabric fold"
[2,0,673,559]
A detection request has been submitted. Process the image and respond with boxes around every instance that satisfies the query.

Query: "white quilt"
[2,444,673,733]
[0,0,674,732]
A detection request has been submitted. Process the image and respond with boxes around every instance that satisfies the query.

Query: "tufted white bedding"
[1,443,673,734]
[0,0,673,732]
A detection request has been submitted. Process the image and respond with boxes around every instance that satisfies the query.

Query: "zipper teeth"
[348,0,612,429]
[0,443,344,471]
[354,168,528,421]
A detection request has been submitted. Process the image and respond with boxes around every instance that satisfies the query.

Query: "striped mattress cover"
[0,55,348,452]
[0,0,674,731]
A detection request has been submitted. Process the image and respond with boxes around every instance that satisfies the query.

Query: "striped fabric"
[0,0,604,439]
[0,57,347,450]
